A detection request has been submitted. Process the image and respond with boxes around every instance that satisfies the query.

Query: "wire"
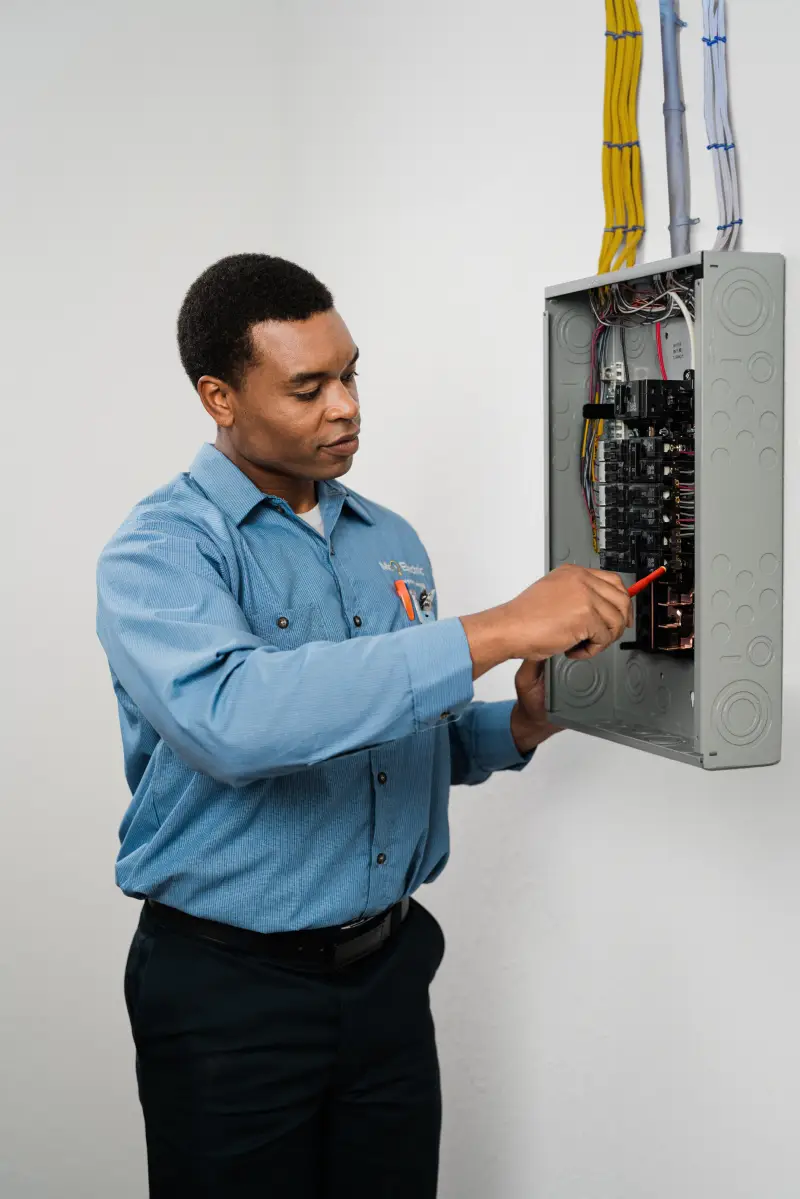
[621,0,644,268]
[599,2,617,274]
[667,289,695,369]
[702,0,741,248]
[589,270,695,329]
[620,325,630,382]
[655,322,668,379]
[598,1,644,273]
[580,271,696,546]
[613,0,636,271]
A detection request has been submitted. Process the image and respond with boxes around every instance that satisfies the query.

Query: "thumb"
[516,658,545,692]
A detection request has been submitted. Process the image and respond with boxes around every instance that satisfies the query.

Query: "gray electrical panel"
[544,251,784,769]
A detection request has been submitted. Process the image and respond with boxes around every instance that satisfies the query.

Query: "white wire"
[714,1,742,249]
[712,1,735,247]
[668,290,695,369]
[702,0,726,245]
[702,0,741,249]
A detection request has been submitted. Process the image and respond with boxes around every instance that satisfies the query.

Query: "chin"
[317,456,355,480]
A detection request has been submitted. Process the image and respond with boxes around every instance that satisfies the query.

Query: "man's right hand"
[460,564,633,680]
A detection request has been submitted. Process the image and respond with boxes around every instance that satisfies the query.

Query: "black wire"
[620,325,630,382]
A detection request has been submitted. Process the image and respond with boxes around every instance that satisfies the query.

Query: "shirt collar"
[189,443,375,527]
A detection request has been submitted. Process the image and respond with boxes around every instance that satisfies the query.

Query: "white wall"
[1,3,282,1195]
[2,1,797,1196]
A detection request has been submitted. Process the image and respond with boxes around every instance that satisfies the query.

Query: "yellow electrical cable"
[599,0,616,273]
[598,0,644,273]
[613,0,636,270]
[626,0,644,265]
[607,1,626,271]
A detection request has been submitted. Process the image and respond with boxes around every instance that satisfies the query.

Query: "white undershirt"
[297,504,324,536]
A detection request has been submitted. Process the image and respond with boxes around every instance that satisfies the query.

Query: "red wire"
[655,322,668,380]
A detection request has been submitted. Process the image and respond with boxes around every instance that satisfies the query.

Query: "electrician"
[97,253,632,1198]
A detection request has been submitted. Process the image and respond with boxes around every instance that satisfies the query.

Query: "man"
[97,253,631,1198]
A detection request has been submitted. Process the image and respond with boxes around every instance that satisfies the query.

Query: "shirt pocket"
[414,604,437,625]
[249,603,332,650]
[412,586,437,625]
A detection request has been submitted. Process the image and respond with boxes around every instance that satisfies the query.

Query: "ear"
[197,375,235,428]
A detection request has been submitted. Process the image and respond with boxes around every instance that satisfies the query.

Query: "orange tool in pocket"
[394,579,416,621]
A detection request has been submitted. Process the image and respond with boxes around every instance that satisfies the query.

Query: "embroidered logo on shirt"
[379,559,426,578]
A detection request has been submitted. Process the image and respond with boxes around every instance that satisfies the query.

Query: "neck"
[215,433,317,513]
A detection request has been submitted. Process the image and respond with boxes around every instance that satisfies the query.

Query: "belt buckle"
[334,918,389,970]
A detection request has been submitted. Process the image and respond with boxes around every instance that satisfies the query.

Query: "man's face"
[221,309,360,482]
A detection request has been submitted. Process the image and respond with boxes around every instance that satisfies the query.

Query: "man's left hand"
[510,659,563,755]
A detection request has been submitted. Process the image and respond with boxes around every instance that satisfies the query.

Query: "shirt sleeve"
[448,700,535,786]
[96,522,474,787]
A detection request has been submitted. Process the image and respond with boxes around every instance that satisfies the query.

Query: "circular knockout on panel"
[554,309,594,365]
[747,637,774,668]
[748,352,775,384]
[556,657,607,708]
[625,657,646,703]
[712,680,771,747]
[713,269,775,338]
[623,326,647,359]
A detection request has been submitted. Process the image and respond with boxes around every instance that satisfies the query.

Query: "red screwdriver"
[627,564,667,597]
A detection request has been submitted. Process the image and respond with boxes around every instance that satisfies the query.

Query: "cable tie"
[605,29,642,39]
[716,219,743,230]
[603,225,646,233]
[672,216,701,227]
[603,140,640,149]
[702,35,727,45]
[706,142,735,151]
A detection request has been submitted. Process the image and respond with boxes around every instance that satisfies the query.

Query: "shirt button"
[277,616,290,629]
[376,853,387,865]
[377,771,387,785]
[353,615,362,628]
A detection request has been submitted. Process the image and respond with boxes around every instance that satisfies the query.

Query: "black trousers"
[125,899,446,1197]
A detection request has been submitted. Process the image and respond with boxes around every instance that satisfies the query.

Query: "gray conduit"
[659,0,692,255]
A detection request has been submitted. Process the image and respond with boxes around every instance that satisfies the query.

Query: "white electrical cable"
[668,290,695,369]
[713,1,741,249]
[712,1,735,247]
[702,0,741,249]
[702,0,726,241]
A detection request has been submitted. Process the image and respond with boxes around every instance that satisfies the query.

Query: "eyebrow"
[288,347,359,387]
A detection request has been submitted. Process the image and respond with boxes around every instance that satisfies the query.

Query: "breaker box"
[544,251,784,769]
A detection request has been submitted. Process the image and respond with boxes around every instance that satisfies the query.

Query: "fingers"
[542,564,633,660]
[557,564,631,616]
[587,573,634,628]
[516,658,544,689]
[565,591,630,661]
[593,592,629,640]
[585,567,630,597]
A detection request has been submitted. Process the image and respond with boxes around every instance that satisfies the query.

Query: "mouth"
[321,432,360,457]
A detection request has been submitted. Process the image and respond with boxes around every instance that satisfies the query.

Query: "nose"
[328,380,360,423]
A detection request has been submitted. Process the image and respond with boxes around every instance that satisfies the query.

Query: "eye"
[342,369,359,384]
[293,386,323,401]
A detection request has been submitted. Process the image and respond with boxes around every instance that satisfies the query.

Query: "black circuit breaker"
[594,373,695,654]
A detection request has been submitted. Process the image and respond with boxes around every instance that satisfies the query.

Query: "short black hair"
[177,253,334,388]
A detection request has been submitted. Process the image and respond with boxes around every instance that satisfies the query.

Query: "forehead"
[248,309,356,379]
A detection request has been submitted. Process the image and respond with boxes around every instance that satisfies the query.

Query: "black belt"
[143,896,411,972]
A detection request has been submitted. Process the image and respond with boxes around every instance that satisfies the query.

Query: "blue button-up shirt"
[96,443,530,933]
